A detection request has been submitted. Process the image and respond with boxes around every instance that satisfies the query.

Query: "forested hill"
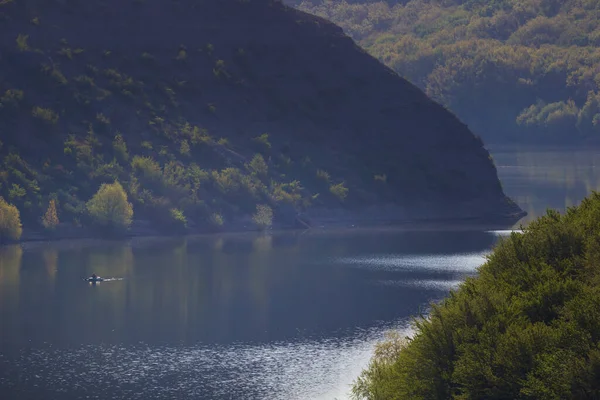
[291,0,600,144]
[0,0,520,240]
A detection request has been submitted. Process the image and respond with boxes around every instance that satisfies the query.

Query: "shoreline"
[7,212,526,247]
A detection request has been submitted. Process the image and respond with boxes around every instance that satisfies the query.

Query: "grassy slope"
[352,192,600,399]
[292,0,600,144]
[0,0,518,237]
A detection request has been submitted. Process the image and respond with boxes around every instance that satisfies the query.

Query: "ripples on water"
[4,147,597,400]
[0,230,500,400]
[0,323,411,400]
[333,252,488,272]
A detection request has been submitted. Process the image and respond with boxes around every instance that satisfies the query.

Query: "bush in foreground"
[0,197,22,242]
[353,192,600,399]
[86,181,133,231]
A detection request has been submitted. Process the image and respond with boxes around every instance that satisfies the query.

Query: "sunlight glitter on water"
[487,229,522,237]
[1,324,412,400]
[333,252,489,273]
[375,279,464,291]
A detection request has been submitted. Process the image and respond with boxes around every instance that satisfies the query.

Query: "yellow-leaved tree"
[42,199,59,230]
[86,181,133,231]
[0,197,23,242]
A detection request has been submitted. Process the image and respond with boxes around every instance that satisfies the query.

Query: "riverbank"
[12,206,526,245]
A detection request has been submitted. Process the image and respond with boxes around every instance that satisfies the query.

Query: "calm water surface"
[0,147,598,399]
[492,147,600,226]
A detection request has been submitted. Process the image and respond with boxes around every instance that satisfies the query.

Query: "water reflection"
[492,147,600,226]
[0,229,498,399]
[3,146,596,399]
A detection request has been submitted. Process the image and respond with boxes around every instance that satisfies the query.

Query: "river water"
[0,147,598,399]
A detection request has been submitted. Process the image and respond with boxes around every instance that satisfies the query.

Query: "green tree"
[247,154,268,176]
[86,181,133,231]
[252,204,273,230]
[112,134,129,162]
[167,208,187,232]
[330,182,348,201]
[352,191,600,399]
[42,199,59,230]
[0,197,22,242]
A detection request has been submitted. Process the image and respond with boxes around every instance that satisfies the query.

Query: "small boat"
[85,276,105,283]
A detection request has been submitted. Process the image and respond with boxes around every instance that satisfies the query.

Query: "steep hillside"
[292,0,600,144]
[0,0,521,238]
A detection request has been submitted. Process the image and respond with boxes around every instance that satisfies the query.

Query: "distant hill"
[0,0,520,238]
[291,0,600,144]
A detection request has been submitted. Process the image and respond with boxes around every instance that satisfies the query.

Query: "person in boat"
[91,273,98,280]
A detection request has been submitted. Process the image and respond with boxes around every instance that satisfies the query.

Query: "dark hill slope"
[290,0,600,144]
[0,0,522,235]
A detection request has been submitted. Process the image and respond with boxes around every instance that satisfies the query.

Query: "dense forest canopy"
[0,0,519,240]
[352,191,600,399]
[290,0,600,144]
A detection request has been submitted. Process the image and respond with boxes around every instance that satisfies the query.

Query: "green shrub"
[41,64,68,85]
[210,212,224,227]
[374,174,387,183]
[253,133,271,149]
[0,197,22,242]
[316,169,330,182]
[0,89,24,108]
[176,49,187,61]
[179,140,190,156]
[247,154,268,176]
[168,208,187,231]
[213,60,228,78]
[329,182,348,201]
[96,113,110,125]
[252,204,273,230]
[131,155,162,183]
[16,34,29,51]
[8,183,26,200]
[32,107,59,124]
[86,181,133,231]
[352,192,600,399]
[211,168,242,193]
[271,180,303,206]
[351,331,408,400]
[112,134,129,161]
[58,47,73,59]
[41,199,59,230]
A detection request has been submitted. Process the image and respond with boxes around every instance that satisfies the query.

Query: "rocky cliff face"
[0,0,523,234]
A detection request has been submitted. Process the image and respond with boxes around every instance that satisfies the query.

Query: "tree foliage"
[252,203,273,229]
[352,191,600,399]
[42,199,59,230]
[294,0,600,143]
[0,196,22,242]
[86,181,133,230]
[0,0,509,238]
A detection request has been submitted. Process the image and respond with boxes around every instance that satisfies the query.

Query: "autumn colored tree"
[0,197,22,242]
[42,199,59,230]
